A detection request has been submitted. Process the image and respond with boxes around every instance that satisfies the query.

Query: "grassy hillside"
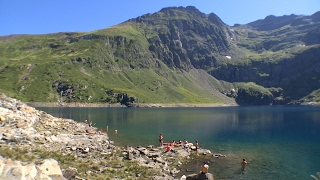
[1,7,319,105]
[0,26,235,105]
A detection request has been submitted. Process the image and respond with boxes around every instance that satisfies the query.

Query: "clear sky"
[1,0,319,36]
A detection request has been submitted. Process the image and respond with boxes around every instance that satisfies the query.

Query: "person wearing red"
[166,144,171,152]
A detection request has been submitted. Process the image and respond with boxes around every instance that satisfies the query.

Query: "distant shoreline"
[27,101,320,108]
[27,102,238,108]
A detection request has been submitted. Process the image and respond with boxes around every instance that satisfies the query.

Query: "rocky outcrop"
[0,157,65,180]
[186,173,214,180]
[235,86,273,105]
[51,81,137,106]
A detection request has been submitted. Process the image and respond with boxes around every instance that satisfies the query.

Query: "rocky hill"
[0,6,319,105]
[211,10,320,104]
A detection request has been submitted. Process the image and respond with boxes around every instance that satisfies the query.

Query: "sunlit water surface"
[37,106,320,179]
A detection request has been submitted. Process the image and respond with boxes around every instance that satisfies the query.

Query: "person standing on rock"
[183,139,189,150]
[195,140,199,152]
[158,133,163,147]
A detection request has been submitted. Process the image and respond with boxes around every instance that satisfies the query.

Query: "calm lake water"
[36,106,320,179]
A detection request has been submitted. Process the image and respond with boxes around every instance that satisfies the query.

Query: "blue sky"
[1,0,319,36]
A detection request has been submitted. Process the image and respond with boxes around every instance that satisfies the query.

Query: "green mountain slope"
[0,6,319,106]
[0,26,235,105]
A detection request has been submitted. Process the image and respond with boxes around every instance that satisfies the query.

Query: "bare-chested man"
[158,134,163,146]
[200,162,209,174]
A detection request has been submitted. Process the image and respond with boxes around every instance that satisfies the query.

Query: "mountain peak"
[159,6,200,13]
[311,11,320,22]
[126,6,225,27]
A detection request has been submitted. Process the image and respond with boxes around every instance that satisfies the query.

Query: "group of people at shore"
[158,134,199,152]
[83,119,118,135]
[158,133,248,175]
[83,119,110,135]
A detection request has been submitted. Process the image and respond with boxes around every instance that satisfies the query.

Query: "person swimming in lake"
[200,161,209,174]
[241,159,248,170]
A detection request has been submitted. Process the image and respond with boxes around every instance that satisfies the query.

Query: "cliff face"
[0,6,319,105]
[210,46,320,102]
[128,6,235,71]
[209,11,320,103]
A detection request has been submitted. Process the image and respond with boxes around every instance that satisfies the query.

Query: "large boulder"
[0,156,65,180]
[36,158,64,177]
[186,173,214,180]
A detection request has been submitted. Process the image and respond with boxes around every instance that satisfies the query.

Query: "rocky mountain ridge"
[0,6,319,105]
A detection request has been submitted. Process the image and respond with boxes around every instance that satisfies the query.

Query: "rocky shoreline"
[0,92,222,179]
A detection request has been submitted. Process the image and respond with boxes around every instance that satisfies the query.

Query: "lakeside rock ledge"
[0,92,217,179]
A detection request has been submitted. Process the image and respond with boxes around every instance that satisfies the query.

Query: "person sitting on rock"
[166,144,171,152]
[177,139,182,145]
[165,144,176,153]
[85,129,96,134]
[98,129,104,135]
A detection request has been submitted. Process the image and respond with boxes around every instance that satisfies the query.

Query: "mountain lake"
[36,105,320,179]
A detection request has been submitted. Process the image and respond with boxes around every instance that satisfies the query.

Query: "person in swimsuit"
[171,140,176,146]
[184,139,189,150]
[98,129,104,135]
[241,159,248,170]
[158,134,163,146]
[175,139,183,146]
[195,140,199,152]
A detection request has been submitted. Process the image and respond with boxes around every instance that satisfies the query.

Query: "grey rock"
[186,173,214,180]
[62,167,78,179]
[137,147,149,155]
[127,152,134,160]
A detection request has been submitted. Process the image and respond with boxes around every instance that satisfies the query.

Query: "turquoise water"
[37,106,320,179]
